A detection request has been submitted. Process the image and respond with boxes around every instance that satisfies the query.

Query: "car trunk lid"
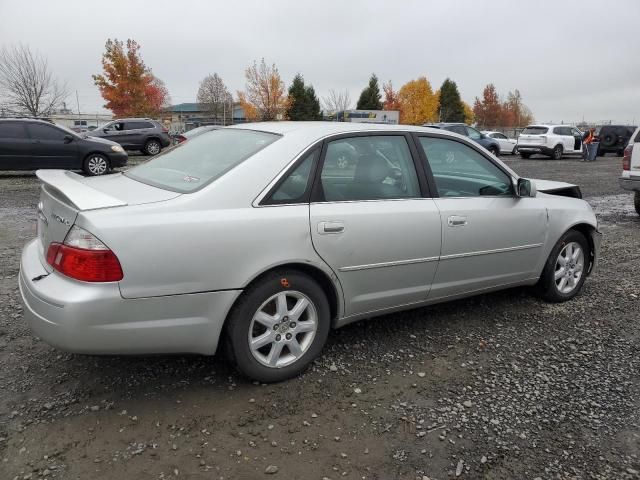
[35,170,180,271]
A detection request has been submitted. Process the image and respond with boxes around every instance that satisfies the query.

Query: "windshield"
[125,128,279,193]
[521,126,548,135]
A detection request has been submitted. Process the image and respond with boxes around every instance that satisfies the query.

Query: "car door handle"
[447,215,467,227]
[318,221,344,234]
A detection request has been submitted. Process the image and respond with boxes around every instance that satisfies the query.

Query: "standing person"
[582,127,597,162]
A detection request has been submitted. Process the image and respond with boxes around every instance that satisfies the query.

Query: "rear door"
[26,123,78,168]
[123,121,154,148]
[0,122,32,169]
[309,133,442,317]
[554,126,574,152]
[415,134,547,300]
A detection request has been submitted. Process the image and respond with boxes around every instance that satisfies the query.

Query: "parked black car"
[596,125,637,157]
[0,118,128,176]
[90,118,172,155]
[423,123,501,156]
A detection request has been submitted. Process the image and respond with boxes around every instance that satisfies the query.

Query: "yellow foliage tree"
[397,77,438,125]
[237,58,288,121]
[462,101,475,124]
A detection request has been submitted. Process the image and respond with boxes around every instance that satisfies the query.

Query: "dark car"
[596,125,637,157]
[423,123,501,156]
[90,118,172,155]
[172,125,220,145]
[0,118,128,176]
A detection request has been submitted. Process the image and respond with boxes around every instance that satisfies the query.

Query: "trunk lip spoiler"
[36,170,127,211]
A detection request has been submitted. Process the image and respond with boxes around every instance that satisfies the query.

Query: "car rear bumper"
[619,176,640,192]
[19,239,240,356]
[517,145,554,155]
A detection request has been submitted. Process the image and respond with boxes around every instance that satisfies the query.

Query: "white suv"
[517,125,584,160]
[620,126,640,215]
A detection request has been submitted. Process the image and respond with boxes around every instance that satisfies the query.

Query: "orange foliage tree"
[473,85,534,128]
[397,77,438,125]
[93,39,169,117]
[237,59,288,121]
[382,80,401,112]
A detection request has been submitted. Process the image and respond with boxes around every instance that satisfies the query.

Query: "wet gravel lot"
[1,155,639,480]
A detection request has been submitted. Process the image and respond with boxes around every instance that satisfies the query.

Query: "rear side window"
[319,136,420,202]
[266,148,319,204]
[125,121,154,130]
[0,122,27,139]
[522,126,548,135]
[554,127,572,135]
[27,123,67,141]
[126,129,279,193]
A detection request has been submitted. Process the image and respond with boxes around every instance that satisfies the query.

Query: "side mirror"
[63,134,73,144]
[517,178,537,197]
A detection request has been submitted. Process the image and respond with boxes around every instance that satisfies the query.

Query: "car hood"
[531,179,582,199]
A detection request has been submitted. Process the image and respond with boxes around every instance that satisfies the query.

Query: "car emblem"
[52,213,70,226]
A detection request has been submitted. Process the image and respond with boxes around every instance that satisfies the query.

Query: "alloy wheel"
[554,242,584,294]
[248,290,318,368]
[147,141,161,155]
[87,156,108,175]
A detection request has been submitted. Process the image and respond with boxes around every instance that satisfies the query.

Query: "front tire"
[634,191,640,216]
[551,145,563,160]
[226,270,330,382]
[537,230,590,302]
[488,145,499,156]
[83,154,110,176]
[144,139,162,156]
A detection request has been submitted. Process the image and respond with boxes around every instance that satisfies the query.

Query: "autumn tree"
[322,89,352,115]
[462,101,475,124]
[356,74,382,110]
[93,39,169,117]
[237,58,287,121]
[501,89,534,127]
[397,77,438,125]
[382,80,401,112]
[286,74,321,120]
[438,78,465,123]
[0,44,67,116]
[472,83,502,128]
[197,73,232,124]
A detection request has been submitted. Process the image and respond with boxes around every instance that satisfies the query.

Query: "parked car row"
[620,126,640,216]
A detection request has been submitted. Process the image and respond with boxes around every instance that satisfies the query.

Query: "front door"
[571,127,583,152]
[100,121,128,146]
[415,135,547,300]
[26,123,78,169]
[310,134,442,317]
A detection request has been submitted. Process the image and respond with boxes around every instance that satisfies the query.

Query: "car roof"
[0,118,55,125]
[110,118,155,122]
[229,121,444,136]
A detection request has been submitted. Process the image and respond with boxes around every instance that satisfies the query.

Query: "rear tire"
[83,154,110,176]
[520,152,531,159]
[225,270,330,383]
[537,230,590,302]
[143,139,162,156]
[634,191,640,216]
[552,145,563,160]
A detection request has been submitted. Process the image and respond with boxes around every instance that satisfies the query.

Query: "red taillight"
[46,225,123,282]
[47,243,123,282]
[176,135,187,144]
[623,145,632,170]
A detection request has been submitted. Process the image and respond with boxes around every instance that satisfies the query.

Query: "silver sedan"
[19,122,601,382]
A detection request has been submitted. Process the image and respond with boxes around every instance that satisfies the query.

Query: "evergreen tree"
[286,73,321,120]
[356,74,382,110]
[438,78,465,123]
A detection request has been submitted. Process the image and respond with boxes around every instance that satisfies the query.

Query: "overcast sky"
[1,0,639,124]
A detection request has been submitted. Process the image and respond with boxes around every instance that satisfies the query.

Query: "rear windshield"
[521,126,548,135]
[125,129,279,193]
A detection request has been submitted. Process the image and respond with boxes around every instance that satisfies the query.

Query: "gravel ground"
[1,155,639,480]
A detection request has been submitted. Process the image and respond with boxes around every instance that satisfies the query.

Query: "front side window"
[266,148,319,204]
[27,123,67,141]
[418,137,513,197]
[494,133,508,140]
[104,122,124,131]
[126,128,279,193]
[319,136,420,202]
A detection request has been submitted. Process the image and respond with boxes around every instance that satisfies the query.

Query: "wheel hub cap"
[248,290,318,368]
[554,242,585,294]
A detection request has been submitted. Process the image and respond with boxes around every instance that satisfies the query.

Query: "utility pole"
[75,90,81,117]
